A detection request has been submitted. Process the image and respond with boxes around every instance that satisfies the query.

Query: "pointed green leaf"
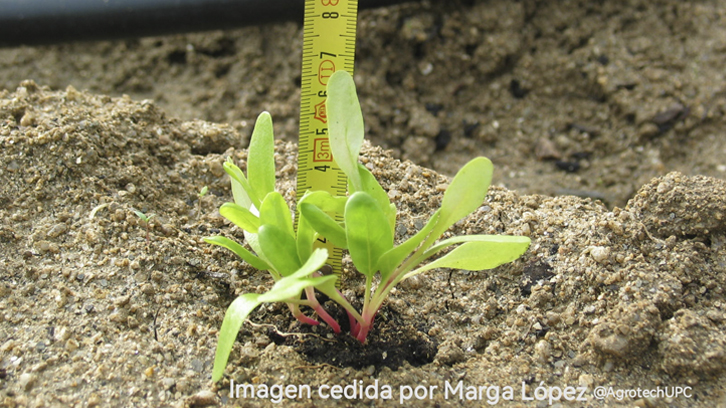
[242,231,264,263]
[299,190,347,213]
[425,157,494,248]
[248,112,276,201]
[219,202,260,233]
[297,190,348,257]
[357,164,386,202]
[204,235,271,271]
[405,235,530,279]
[296,215,316,263]
[285,248,329,281]
[212,249,332,383]
[257,224,301,276]
[259,192,294,237]
[345,192,393,276]
[376,210,440,280]
[212,293,263,382]
[299,202,348,249]
[327,70,364,191]
[263,275,338,303]
[223,160,256,210]
[424,234,530,259]
[357,163,396,231]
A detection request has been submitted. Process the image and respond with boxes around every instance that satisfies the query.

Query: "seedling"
[205,112,346,382]
[206,71,530,382]
[197,186,208,218]
[298,71,531,341]
[133,209,155,246]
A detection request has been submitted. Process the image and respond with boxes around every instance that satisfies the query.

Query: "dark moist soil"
[278,304,438,372]
[1,1,726,407]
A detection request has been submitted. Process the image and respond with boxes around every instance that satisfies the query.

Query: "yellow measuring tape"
[296,0,359,277]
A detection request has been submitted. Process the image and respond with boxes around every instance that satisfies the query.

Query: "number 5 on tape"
[296,0,358,280]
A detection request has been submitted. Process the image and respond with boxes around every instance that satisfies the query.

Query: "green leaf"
[263,276,335,304]
[259,192,294,237]
[405,235,530,279]
[327,70,364,191]
[296,190,348,258]
[425,157,493,248]
[285,247,329,281]
[423,234,530,258]
[299,202,348,249]
[257,224,301,276]
[219,202,260,233]
[299,190,347,213]
[223,160,256,210]
[203,235,271,271]
[243,231,264,264]
[345,192,393,276]
[133,210,148,222]
[248,112,276,202]
[212,293,262,382]
[357,163,396,231]
[376,210,440,280]
[295,215,316,263]
[212,249,332,383]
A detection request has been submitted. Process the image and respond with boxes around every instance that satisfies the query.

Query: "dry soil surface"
[1,1,726,407]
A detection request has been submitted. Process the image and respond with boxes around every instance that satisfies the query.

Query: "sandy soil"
[1,0,725,407]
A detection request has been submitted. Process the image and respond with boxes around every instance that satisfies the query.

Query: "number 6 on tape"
[296,0,359,281]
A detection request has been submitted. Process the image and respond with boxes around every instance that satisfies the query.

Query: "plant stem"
[363,275,372,313]
[288,303,320,326]
[304,287,341,333]
[315,284,365,328]
[355,308,377,343]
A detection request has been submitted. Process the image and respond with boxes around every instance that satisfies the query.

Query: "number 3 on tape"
[296,0,358,280]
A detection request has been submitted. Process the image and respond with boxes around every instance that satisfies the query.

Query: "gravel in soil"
[1,0,726,407]
[1,84,726,407]
[2,1,726,208]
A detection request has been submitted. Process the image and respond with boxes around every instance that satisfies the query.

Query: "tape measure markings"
[296,0,359,279]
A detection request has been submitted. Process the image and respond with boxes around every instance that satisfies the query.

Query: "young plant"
[205,112,345,382]
[297,70,531,342]
[207,72,530,383]
[197,185,208,218]
[133,209,155,247]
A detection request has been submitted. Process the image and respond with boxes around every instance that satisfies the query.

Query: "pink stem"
[289,303,319,326]
[348,313,360,337]
[312,303,341,333]
[355,323,370,343]
[355,310,378,343]
[305,287,341,333]
[330,287,359,336]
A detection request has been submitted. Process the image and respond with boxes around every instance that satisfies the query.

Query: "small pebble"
[19,372,36,391]
[534,340,551,364]
[161,377,176,390]
[535,138,561,160]
[47,223,68,238]
[578,373,594,388]
[187,390,218,407]
[144,366,155,378]
[141,283,155,296]
[590,246,610,263]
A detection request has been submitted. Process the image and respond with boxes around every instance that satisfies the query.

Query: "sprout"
[206,71,530,382]
[197,186,208,218]
[133,209,155,247]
